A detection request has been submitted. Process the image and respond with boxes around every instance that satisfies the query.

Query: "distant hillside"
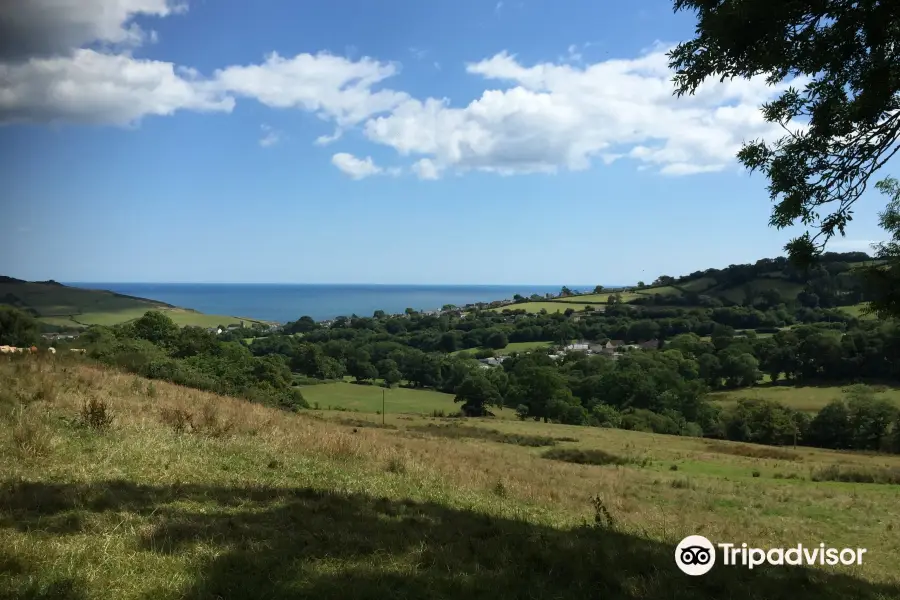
[629,251,876,310]
[0,278,270,330]
[495,251,878,315]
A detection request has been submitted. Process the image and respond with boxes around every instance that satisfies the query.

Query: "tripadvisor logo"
[674,535,868,576]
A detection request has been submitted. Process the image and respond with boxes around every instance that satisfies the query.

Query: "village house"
[563,341,591,352]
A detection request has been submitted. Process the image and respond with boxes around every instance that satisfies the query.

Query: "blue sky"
[0,0,891,285]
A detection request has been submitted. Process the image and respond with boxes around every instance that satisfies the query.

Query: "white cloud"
[331,152,383,180]
[362,48,801,178]
[259,124,281,147]
[0,0,183,60]
[212,52,409,128]
[412,158,441,180]
[0,49,233,125]
[2,4,802,182]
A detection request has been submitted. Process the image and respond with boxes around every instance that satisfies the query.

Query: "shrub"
[704,440,801,461]
[160,407,193,433]
[670,478,696,490]
[386,455,407,474]
[541,448,631,466]
[79,398,113,431]
[412,424,568,447]
[810,465,900,485]
[194,403,233,438]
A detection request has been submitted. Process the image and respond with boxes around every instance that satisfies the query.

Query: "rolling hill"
[494,251,876,315]
[0,276,270,330]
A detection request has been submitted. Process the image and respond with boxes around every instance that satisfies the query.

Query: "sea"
[67,283,602,324]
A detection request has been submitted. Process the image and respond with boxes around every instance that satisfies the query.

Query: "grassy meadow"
[2,356,900,599]
[711,383,900,413]
[299,381,459,414]
[0,279,269,330]
[489,301,605,314]
[556,292,641,303]
[453,340,555,356]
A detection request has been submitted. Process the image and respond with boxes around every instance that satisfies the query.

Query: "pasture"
[2,358,900,599]
[715,278,806,304]
[454,340,555,356]
[839,303,876,319]
[298,381,462,415]
[556,292,641,303]
[710,383,900,413]
[678,276,717,293]
[633,285,682,296]
[489,301,602,314]
[37,307,266,329]
[1,279,269,329]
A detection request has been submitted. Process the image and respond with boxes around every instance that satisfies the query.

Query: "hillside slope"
[0,277,270,329]
[1,357,899,599]
[495,252,875,316]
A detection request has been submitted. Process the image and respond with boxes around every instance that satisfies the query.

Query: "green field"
[679,276,717,293]
[1,278,270,329]
[715,278,807,304]
[0,280,170,318]
[455,341,555,356]
[710,383,900,413]
[839,303,876,319]
[3,360,900,599]
[489,301,602,314]
[37,307,266,329]
[556,292,641,303]
[634,285,682,296]
[299,381,460,414]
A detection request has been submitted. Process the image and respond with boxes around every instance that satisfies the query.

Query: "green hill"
[0,277,270,330]
[493,251,877,316]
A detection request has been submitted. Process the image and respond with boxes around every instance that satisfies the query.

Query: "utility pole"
[382,388,385,425]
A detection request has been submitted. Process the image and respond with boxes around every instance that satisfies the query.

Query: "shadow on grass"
[1,479,898,600]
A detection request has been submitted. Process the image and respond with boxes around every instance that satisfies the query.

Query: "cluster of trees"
[80,311,308,411]
[725,386,900,454]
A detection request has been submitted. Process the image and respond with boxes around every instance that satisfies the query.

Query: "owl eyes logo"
[675,535,716,575]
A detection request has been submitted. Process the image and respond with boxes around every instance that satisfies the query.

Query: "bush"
[79,398,113,430]
[160,407,193,433]
[620,409,683,436]
[810,465,900,485]
[541,448,632,466]
[412,423,566,447]
[704,440,801,461]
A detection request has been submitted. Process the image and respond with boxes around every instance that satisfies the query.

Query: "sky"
[0,0,892,285]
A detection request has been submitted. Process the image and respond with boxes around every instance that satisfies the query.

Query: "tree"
[637,281,646,288]
[0,306,40,347]
[486,331,509,350]
[284,315,318,334]
[383,368,402,388]
[861,178,900,318]
[669,0,900,269]
[453,374,501,416]
[171,326,217,359]
[593,285,605,294]
[560,286,573,297]
[132,311,179,346]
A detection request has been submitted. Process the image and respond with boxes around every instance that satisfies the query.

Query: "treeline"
[80,312,307,411]
[669,251,873,308]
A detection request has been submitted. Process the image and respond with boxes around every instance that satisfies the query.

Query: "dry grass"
[1,356,900,599]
